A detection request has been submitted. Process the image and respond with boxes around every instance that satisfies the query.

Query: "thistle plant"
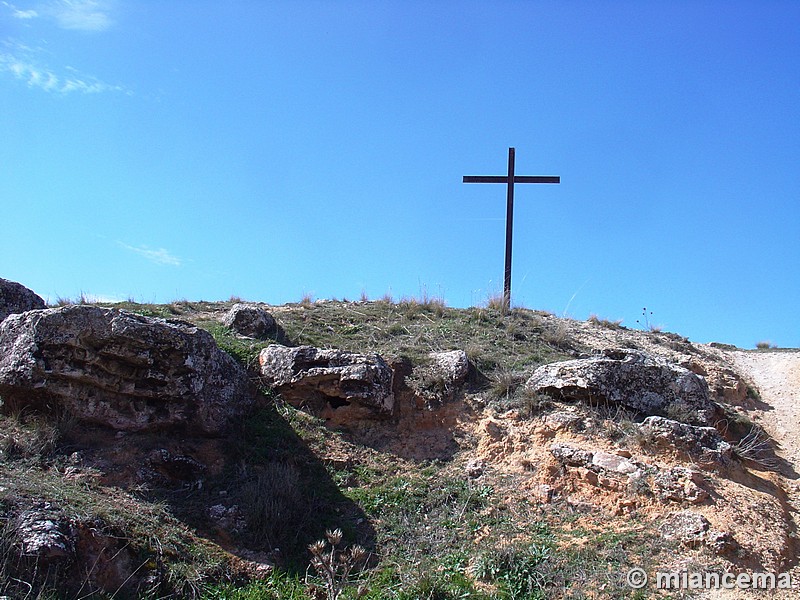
[308,529,367,600]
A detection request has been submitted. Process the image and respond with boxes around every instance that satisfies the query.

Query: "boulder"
[526,349,715,423]
[0,278,45,322]
[639,416,732,466]
[258,344,394,415]
[16,510,74,561]
[429,350,469,386]
[408,349,469,406]
[0,306,252,434]
[222,303,277,339]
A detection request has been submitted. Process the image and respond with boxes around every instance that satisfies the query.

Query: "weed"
[300,293,315,307]
[205,572,308,599]
[486,292,509,314]
[755,341,776,350]
[407,361,456,406]
[238,462,310,550]
[507,389,553,419]
[587,314,623,330]
[732,426,779,471]
[473,543,552,599]
[635,307,653,330]
[307,528,367,600]
[199,321,275,369]
[540,322,571,349]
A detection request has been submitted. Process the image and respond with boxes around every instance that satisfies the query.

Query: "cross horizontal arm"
[463,175,560,184]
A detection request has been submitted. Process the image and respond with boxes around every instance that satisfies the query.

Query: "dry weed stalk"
[308,528,367,600]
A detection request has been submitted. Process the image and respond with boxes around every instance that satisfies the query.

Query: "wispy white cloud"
[118,243,184,267]
[3,1,114,31]
[0,42,128,94]
[12,8,37,18]
[49,0,114,32]
[1,2,127,94]
[2,1,38,21]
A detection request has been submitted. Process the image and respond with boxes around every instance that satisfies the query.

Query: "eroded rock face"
[0,306,252,434]
[0,278,45,322]
[639,416,732,466]
[526,349,715,423]
[222,303,277,339]
[258,344,394,415]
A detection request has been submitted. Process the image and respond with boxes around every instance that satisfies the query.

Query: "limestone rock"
[258,344,394,415]
[639,416,732,466]
[0,306,252,434]
[0,278,45,322]
[705,530,739,556]
[222,303,277,339]
[591,451,641,476]
[658,511,735,554]
[658,511,710,547]
[653,466,708,504]
[429,350,469,386]
[543,410,584,432]
[550,443,593,467]
[408,349,469,406]
[526,349,715,423]
[17,510,74,560]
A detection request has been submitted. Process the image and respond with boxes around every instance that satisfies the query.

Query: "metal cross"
[463,147,560,310]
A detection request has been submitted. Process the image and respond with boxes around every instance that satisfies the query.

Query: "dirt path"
[730,350,800,480]
[703,349,800,599]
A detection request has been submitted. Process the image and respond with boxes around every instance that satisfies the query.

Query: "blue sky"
[2,1,798,348]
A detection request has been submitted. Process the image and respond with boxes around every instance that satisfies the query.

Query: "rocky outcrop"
[223,303,277,339]
[0,277,45,322]
[526,349,715,423]
[639,416,732,466]
[0,306,252,434]
[258,344,394,416]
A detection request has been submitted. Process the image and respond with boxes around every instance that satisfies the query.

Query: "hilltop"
[0,282,798,599]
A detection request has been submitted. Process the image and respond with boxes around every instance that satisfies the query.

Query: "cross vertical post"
[463,147,560,311]
[504,147,516,307]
